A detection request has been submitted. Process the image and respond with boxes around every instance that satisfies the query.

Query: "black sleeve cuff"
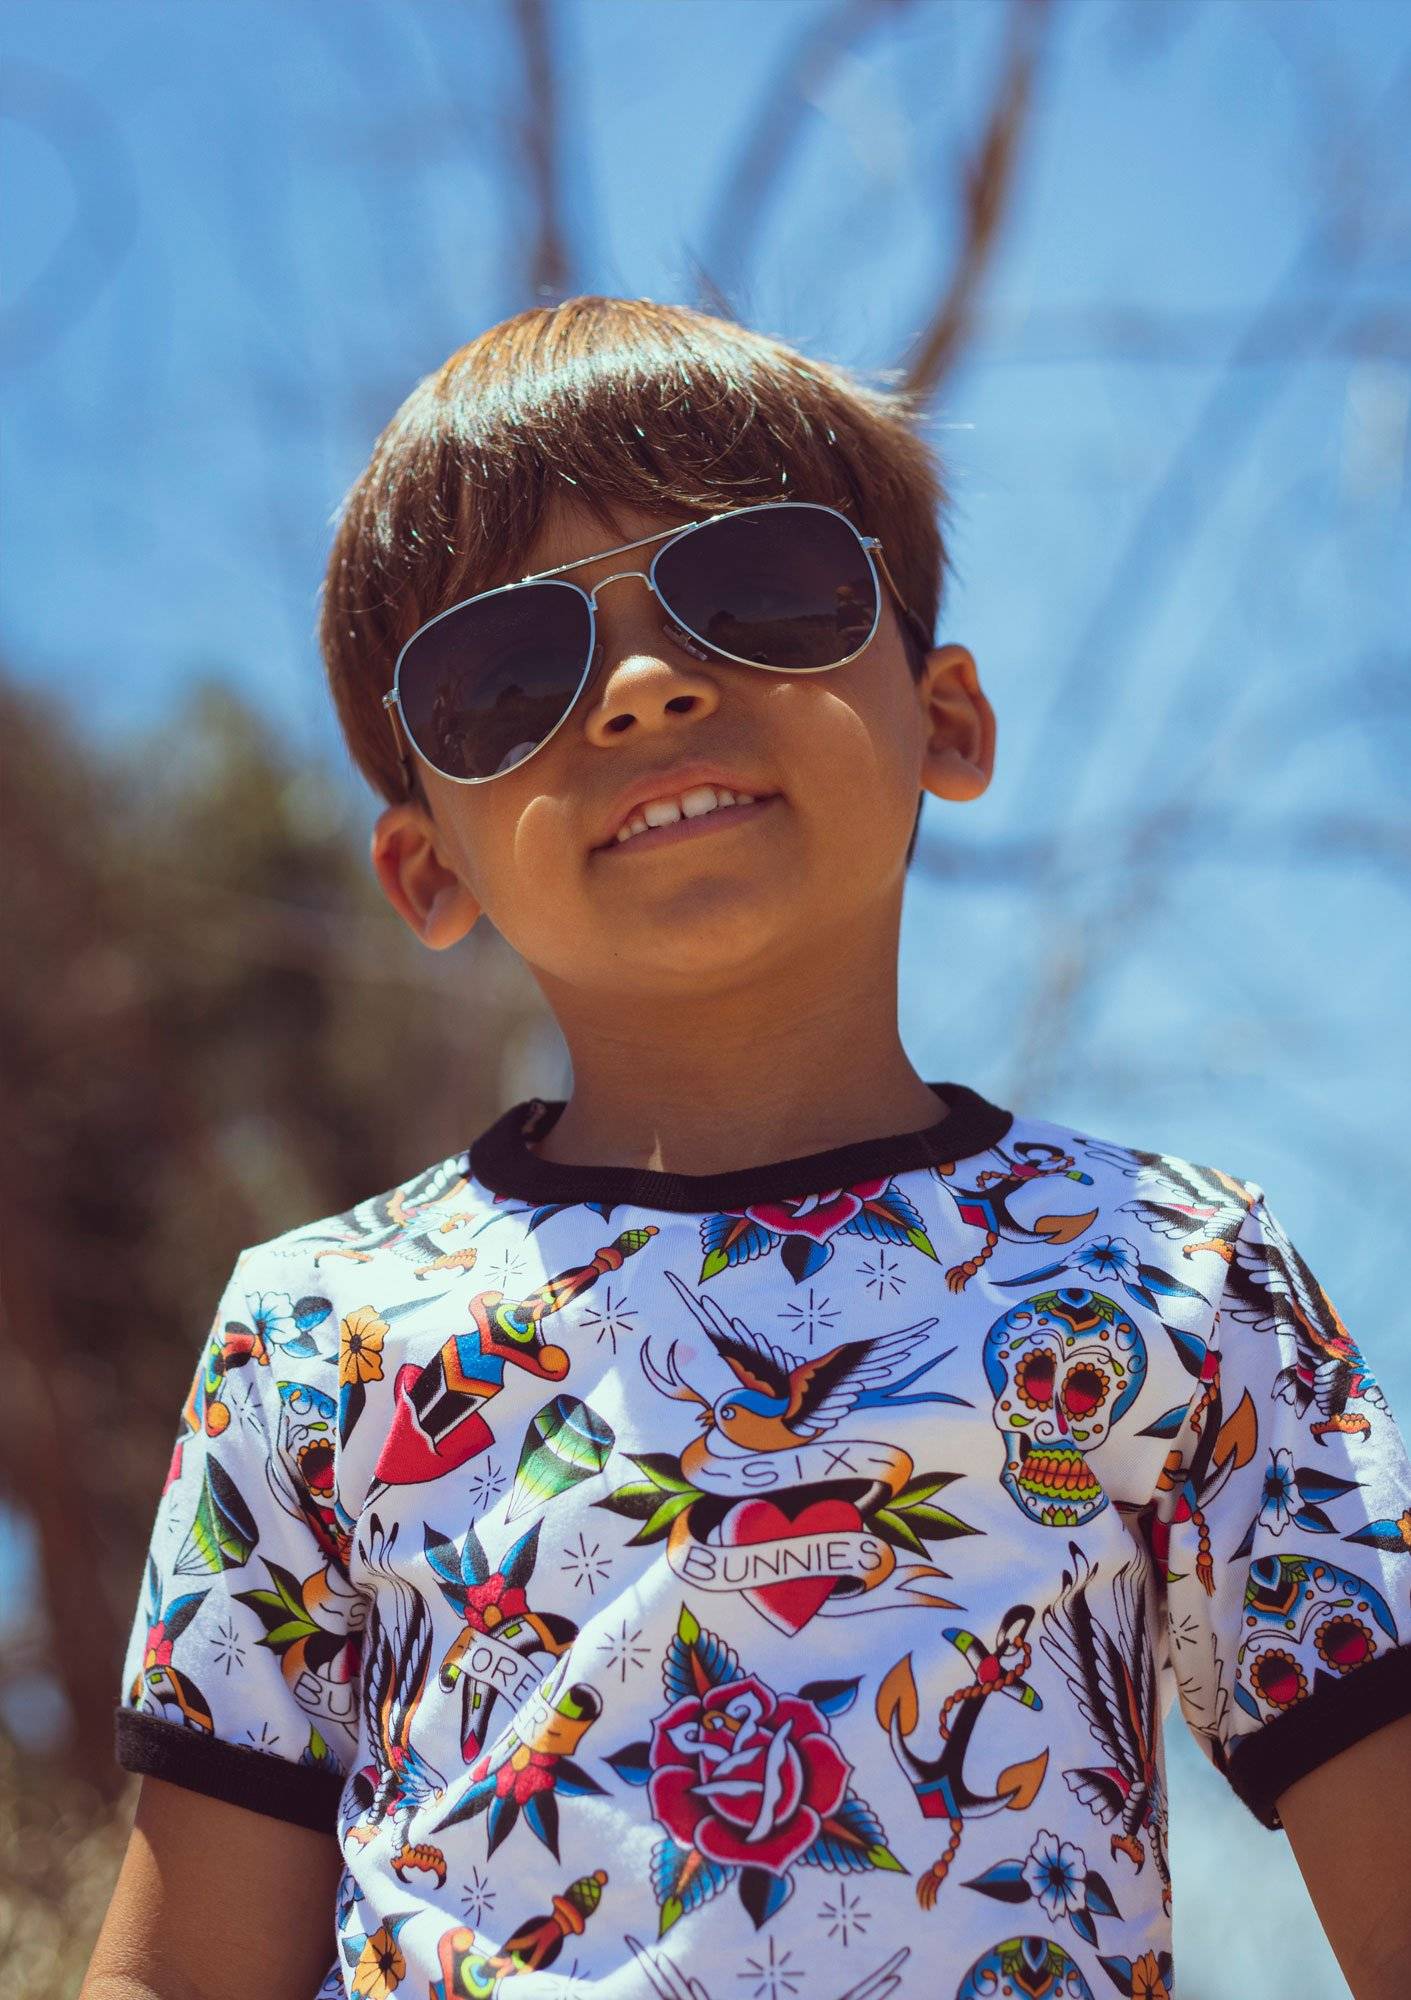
[114,1703,345,1834]
[1220,1643,1411,1829]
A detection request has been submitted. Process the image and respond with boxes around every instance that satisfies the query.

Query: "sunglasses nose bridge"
[582,566,654,609]
[579,567,713,680]
[575,572,707,680]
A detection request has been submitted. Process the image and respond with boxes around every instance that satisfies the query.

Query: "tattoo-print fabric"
[114,1081,1411,2000]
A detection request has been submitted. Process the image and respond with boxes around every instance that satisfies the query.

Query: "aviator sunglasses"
[382,498,932,794]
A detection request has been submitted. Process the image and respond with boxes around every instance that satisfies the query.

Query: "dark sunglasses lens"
[398,583,591,781]
[653,505,878,669]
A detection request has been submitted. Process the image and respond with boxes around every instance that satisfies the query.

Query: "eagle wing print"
[664,1269,799,1392]
[1040,1544,1165,1885]
[360,1516,444,1814]
[1222,1197,1386,1434]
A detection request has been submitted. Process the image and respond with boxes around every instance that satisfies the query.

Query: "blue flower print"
[1071,1232,1135,1280]
[1022,1829,1086,1922]
[1258,1447,1297,1535]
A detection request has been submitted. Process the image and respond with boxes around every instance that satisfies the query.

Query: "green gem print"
[175,1457,258,1575]
[506,1395,616,1521]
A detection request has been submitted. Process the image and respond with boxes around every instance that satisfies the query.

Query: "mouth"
[594,787,782,856]
[1013,1437,1104,1518]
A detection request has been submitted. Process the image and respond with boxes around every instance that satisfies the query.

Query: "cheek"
[434,791,586,958]
[490,799,591,948]
[773,674,922,838]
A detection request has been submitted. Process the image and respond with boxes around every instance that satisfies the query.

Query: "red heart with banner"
[714,1494,864,1635]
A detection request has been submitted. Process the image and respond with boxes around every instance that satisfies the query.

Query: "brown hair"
[317,296,956,858]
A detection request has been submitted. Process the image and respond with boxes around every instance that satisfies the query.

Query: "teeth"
[611,785,766,845]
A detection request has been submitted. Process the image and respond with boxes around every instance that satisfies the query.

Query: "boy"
[87,297,1410,2000]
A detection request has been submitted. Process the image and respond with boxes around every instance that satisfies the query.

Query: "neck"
[530,909,944,1177]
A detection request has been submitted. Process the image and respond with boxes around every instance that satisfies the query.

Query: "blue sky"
[4,3,1409,1993]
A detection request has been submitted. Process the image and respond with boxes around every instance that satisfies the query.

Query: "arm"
[1277,1709,1411,2000]
[81,1775,345,2000]
[101,1241,361,1998]
[1156,1183,1411,1994]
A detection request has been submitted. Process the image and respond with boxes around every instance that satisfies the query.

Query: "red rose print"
[472,1745,556,1806]
[647,1674,850,1876]
[463,1573,529,1630]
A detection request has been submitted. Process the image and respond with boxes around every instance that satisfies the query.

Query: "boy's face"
[371,497,995,1003]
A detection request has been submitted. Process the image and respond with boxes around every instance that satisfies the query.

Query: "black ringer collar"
[468,1080,1014,1214]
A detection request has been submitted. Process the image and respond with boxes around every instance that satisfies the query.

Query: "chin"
[605,880,802,985]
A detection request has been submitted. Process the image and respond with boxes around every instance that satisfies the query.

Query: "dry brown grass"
[0,1733,134,2000]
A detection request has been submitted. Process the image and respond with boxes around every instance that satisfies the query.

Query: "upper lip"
[593,763,780,849]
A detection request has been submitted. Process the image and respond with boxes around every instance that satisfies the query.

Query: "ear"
[370,803,483,950]
[915,643,995,803]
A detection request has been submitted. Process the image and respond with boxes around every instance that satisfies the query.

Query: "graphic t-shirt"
[115,1082,1411,2000]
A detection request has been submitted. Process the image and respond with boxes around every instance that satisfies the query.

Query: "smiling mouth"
[596,794,781,855]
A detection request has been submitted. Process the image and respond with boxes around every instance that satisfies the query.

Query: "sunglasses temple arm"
[383,690,420,801]
[870,543,934,657]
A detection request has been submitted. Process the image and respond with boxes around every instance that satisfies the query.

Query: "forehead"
[522,494,709,581]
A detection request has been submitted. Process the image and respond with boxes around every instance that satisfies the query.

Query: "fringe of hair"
[315,295,956,813]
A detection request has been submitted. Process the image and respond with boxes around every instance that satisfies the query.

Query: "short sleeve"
[1158,1179,1411,1828]
[114,1243,365,1831]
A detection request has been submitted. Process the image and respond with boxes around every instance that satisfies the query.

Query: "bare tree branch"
[690,0,922,316]
[965,300,1411,363]
[0,60,139,370]
[899,0,1057,401]
[1006,46,1411,846]
[512,0,574,302]
[993,49,1411,1104]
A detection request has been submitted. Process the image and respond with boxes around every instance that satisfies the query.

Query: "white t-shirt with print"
[116,1082,1411,2000]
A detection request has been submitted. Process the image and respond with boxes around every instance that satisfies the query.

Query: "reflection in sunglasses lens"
[655,506,876,669]
[402,583,592,780]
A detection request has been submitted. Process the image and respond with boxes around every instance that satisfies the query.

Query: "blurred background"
[2,1,1408,1994]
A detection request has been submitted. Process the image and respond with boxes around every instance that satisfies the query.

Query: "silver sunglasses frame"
[381,497,931,796]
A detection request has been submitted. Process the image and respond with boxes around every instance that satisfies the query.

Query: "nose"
[582,651,722,744]
[577,572,723,746]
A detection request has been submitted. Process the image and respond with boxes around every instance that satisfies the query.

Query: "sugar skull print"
[274,1378,356,1568]
[983,1289,1147,1526]
[1234,1552,1398,1722]
[954,1935,1097,2000]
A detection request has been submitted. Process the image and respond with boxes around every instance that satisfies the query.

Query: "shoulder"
[981,1108,1279,1420]
[994,1101,1262,1259]
[213,1146,491,1399]
[235,1144,487,1292]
